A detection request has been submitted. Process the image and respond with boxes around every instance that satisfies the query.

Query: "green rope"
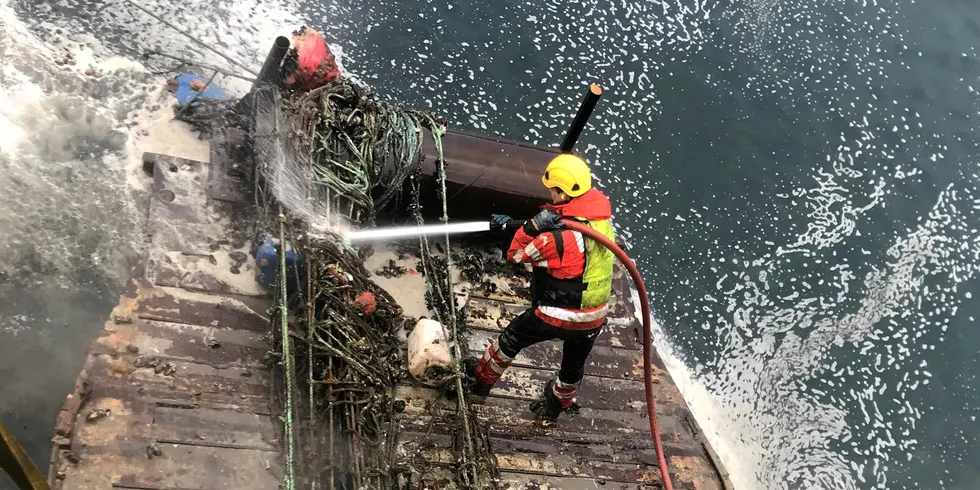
[432,124,477,462]
[409,122,486,488]
[281,80,445,226]
[262,78,500,488]
[305,236,316,489]
[278,215,296,490]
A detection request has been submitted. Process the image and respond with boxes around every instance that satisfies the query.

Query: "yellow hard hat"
[542,153,592,197]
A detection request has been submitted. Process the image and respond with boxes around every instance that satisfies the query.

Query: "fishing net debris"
[245,77,500,489]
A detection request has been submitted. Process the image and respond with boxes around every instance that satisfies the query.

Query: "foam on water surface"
[0,6,145,279]
[313,0,980,488]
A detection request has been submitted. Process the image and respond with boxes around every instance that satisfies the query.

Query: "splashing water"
[0,0,303,476]
[262,135,339,233]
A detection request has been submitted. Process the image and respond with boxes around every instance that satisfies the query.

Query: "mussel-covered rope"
[408,124,499,489]
[261,78,500,489]
[304,241,318,490]
[432,126,477,470]
[278,215,297,490]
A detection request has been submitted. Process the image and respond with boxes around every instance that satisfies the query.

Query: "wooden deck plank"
[80,366,271,415]
[465,360,671,415]
[398,432,661,485]
[151,406,278,451]
[65,389,274,452]
[398,392,646,443]
[497,472,657,489]
[397,413,662,464]
[394,385,702,454]
[105,318,270,370]
[125,356,267,397]
[133,284,269,333]
[400,467,658,490]
[112,441,281,490]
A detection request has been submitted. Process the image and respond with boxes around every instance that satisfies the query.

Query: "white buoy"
[406,319,454,387]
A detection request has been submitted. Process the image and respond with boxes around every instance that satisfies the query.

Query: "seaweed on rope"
[282,78,447,226]
[253,79,500,489]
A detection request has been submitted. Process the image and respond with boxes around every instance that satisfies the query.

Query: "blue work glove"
[523,208,564,236]
[490,214,513,227]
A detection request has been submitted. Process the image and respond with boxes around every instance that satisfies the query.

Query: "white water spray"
[344,221,491,242]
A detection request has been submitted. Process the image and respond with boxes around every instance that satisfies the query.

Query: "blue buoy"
[255,236,304,293]
[171,73,230,106]
[255,236,279,287]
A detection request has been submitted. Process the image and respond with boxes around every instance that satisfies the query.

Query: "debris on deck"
[50,60,731,490]
[49,131,283,490]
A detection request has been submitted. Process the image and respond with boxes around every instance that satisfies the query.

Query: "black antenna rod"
[560,84,603,153]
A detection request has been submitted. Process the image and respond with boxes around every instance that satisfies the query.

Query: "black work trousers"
[497,308,604,385]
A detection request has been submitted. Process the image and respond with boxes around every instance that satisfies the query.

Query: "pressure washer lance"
[342,219,523,243]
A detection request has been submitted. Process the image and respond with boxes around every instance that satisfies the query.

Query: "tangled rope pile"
[271,218,407,490]
[252,79,500,489]
[281,79,447,227]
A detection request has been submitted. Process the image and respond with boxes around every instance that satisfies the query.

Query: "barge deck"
[46,117,732,490]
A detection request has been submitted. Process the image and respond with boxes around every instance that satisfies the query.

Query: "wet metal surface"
[416,129,556,221]
[394,280,731,489]
[49,124,730,490]
[48,132,283,490]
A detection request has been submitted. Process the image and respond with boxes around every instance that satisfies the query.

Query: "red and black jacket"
[506,188,613,329]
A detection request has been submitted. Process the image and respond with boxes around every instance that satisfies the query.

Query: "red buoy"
[284,26,341,90]
[353,291,377,317]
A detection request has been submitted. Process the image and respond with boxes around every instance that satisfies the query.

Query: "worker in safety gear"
[464,153,616,421]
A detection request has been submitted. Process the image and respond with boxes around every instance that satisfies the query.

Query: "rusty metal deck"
[48,130,284,489]
[387,257,732,490]
[48,115,730,489]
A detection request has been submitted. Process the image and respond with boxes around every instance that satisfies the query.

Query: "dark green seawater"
[312,0,980,487]
[4,0,980,488]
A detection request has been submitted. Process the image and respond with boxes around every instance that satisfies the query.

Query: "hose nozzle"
[489,217,526,232]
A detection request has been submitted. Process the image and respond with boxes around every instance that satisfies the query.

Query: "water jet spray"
[342,221,494,243]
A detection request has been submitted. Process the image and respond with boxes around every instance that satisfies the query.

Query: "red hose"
[561,220,674,490]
